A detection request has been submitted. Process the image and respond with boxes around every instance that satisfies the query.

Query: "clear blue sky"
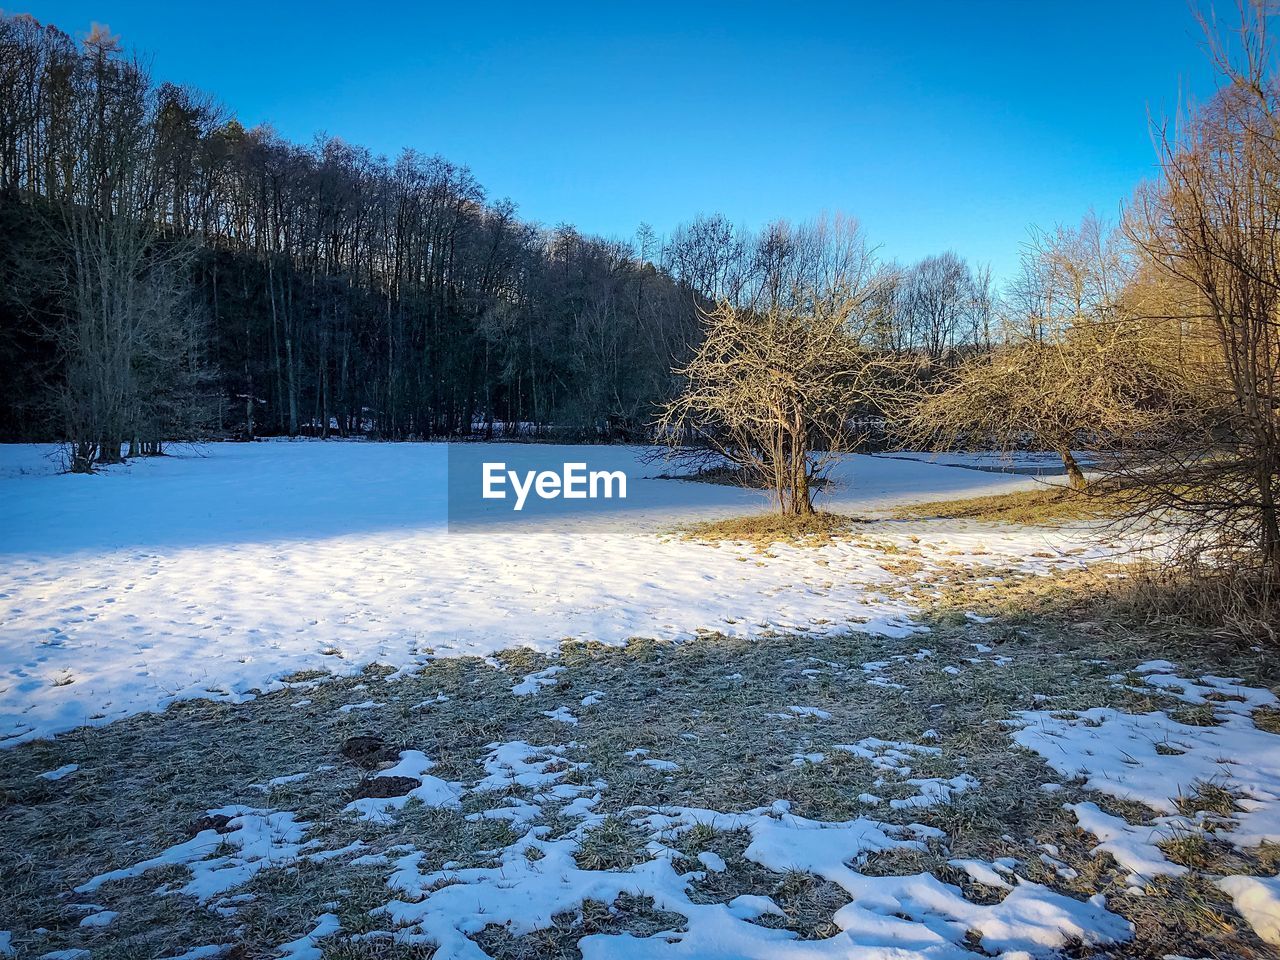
[17,1,1214,282]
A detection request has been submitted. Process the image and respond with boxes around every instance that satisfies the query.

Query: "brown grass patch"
[891,484,1125,525]
[676,511,865,550]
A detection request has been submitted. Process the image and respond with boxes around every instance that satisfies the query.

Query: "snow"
[511,666,565,696]
[697,851,726,872]
[1,441,1114,746]
[948,858,1013,889]
[641,758,680,772]
[372,798,1130,960]
[276,913,341,960]
[37,763,78,781]
[77,910,117,928]
[338,699,381,712]
[787,705,832,720]
[889,773,979,809]
[49,731,1141,960]
[1217,873,1280,945]
[343,750,463,824]
[1064,802,1188,884]
[75,806,321,902]
[0,441,1192,958]
[542,706,579,724]
[258,771,310,789]
[1011,669,1280,849]
[833,737,942,775]
[474,741,589,793]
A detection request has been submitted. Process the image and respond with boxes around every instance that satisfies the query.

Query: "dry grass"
[1095,559,1279,646]
[675,510,865,550]
[896,480,1278,647]
[892,483,1129,525]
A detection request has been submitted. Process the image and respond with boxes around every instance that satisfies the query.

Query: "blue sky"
[19,1,1213,282]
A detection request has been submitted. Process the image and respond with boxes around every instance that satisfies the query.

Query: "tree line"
[0,16,698,453]
[0,13,1003,462]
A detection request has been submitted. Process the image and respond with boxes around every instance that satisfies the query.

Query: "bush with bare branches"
[656,218,896,515]
[1118,0,1280,581]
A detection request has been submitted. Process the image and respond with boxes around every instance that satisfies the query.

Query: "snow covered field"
[3,441,1279,959]
[0,441,1105,747]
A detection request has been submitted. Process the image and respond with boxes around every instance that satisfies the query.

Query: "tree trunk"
[791,468,814,515]
[1258,463,1280,583]
[70,440,97,473]
[1060,449,1086,491]
[97,438,123,464]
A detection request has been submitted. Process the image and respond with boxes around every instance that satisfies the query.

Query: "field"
[1,442,1278,959]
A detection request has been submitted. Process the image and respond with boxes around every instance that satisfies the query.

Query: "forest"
[0,13,994,454]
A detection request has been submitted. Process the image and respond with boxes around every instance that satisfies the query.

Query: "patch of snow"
[787,705,832,720]
[542,706,579,725]
[412,693,450,710]
[254,771,310,791]
[833,738,941,776]
[77,910,117,928]
[277,913,341,960]
[1217,873,1280,945]
[1066,802,1189,883]
[76,806,313,901]
[1012,672,1280,849]
[37,763,78,781]
[697,851,726,873]
[641,758,680,773]
[372,798,1129,960]
[345,750,463,824]
[890,774,979,809]
[948,858,1013,890]
[511,666,565,697]
[474,741,586,793]
[0,443,1119,746]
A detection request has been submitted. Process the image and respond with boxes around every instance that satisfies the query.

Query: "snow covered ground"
[0,441,1110,747]
[2,441,1279,959]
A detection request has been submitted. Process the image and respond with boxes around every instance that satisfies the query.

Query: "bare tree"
[657,217,895,515]
[898,324,1177,490]
[896,252,972,363]
[1122,0,1280,578]
[47,26,214,470]
[899,217,1170,490]
[0,12,703,445]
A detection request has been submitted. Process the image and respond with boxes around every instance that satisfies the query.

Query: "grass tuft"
[676,511,864,550]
